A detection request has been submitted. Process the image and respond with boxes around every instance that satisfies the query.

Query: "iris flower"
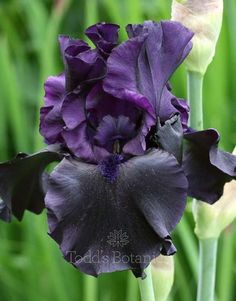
[0,21,236,278]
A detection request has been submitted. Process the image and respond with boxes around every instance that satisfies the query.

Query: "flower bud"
[151,255,174,301]
[171,0,223,75]
[193,147,236,239]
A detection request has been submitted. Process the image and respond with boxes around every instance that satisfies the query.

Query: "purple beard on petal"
[98,154,124,182]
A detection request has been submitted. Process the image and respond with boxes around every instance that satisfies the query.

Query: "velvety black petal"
[0,201,11,222]
[156,115,183,163]
[45,149,187,277]
[183,129,236,203]
[0,146,62,222]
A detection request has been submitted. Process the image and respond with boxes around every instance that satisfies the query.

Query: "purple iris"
[1,21,236,278]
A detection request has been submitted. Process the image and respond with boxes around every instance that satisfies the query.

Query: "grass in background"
[0,0,235,300]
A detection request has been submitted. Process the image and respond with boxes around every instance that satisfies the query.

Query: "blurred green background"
[0,0,236,300]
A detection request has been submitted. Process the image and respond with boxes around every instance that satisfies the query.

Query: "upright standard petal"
[183,129,236,203]
[0,147,62,222]
[65,50,107,92]
[43,73,65,106]
[40,74,65,144]
[85,23,120,57]
[58,35,89,58]
[58,35,107,92]
[104,21,193,116]
[45,149,187,277]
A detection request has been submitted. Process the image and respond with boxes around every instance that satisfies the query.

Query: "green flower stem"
[126,271,139,301]
[187,71,204,131]
[84,275,98,301]
[138,265,155,301]
[197,239,218,301]
[187,70,218,301]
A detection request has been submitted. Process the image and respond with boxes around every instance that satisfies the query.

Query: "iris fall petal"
[45,149,188,277]
[183,129,236,203]
[0,147,62,222]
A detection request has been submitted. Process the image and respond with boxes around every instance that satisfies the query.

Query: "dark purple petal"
[85,23,120,57]
[103,34,155,117]
[40,105,65,144]
[0,146,62,222]
[171,98,189,132]
[156,115,183,163]
[183,129,236,203]
[43,74,65,106]
[40,74,66,144]
[123,113,154,156]
[210,144,236,176]
[86,82,146,127]
[86,83,144,125]
[61,92,86,129]
[126,23,145,38]
[0,202,11,222]
[58,35,106,92]
[86,83,155,156]
[104,21,193,117]
[45,149,187,277]
[64,48,107,92]
[58,35,90,57]
[159,86,189,131]
[158,86,179,122]
[60,84,148,161]
[62,122,109,162]
[126,21,193,72]
[94,115,136,152]
[62,122,94,161]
